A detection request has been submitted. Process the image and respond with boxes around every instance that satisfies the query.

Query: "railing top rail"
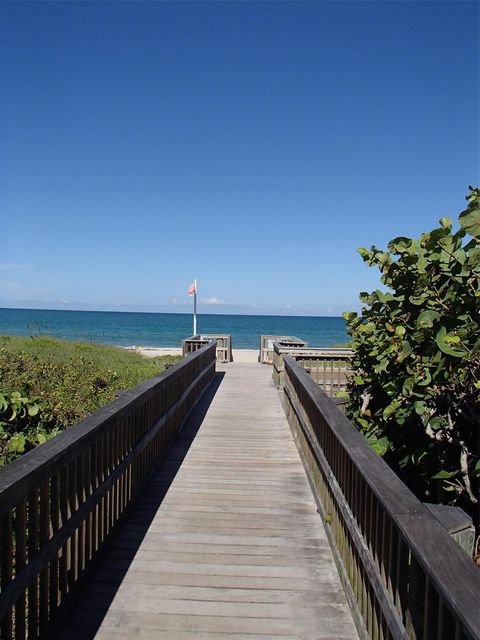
[283,355,480,636]
[293,349,353,357]
[0,341,216,514]
[273,342,353,357]
[261,335,303,341]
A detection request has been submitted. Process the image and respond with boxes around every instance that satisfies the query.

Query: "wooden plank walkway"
[57,363,358,640]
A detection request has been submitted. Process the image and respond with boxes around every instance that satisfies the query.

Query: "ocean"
[0,308,349,349]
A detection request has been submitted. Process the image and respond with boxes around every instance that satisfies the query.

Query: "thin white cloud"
[201,296,226,305]
[170,298,190,306]
[0,264,33,271]
[0,281,55,299]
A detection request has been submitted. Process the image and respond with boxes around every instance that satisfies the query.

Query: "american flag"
[187,282,196,296]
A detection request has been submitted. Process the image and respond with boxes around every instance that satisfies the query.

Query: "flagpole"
[193,279,197,335]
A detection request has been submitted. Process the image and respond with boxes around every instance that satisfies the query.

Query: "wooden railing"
[283,355,480,640]
[259,335,308,364]
[0,342,216,640]
[182,335,232,363]
[273,341,353,396]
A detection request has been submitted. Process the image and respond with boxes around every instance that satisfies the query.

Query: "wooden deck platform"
[56,363,358,640]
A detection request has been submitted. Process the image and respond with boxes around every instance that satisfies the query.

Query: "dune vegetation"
[0,336,180,466]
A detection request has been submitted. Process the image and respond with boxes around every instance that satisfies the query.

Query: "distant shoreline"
[0,308,349,350]
[127,346,260,363]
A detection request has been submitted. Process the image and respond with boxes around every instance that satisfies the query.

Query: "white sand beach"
[127,346,260,363]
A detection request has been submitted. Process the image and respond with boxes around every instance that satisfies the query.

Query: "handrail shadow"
[52,371,225,640]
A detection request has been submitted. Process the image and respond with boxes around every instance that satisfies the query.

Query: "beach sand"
[128,346,260,363]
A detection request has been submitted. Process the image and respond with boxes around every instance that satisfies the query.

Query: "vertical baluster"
[438,599,456,640]
[126,420,132,507]
[49,474,59,614]
[407,554,425,638]
[67,461,77,589]
[352,544,359,611]
[115,419,121,515]
[373,594,382,640]
[39,480,50,632]
[423,577,438,639]
[103,432,109,538]
[28,489,39,639]
[1,510,13,639]
[395,537,409,627]
[374,501,382,570]
[91,440,98,556]
[369,492,376,557]
[109,428,115,531]
[59,467,69,599]
[97,435,105,549]
[118,422,125,517]
[84,447,92,567]
[14,500,27,640]
[360,562,367,625]
[365,576,373,637]
[380,509,389,585]
[329,359,334,397]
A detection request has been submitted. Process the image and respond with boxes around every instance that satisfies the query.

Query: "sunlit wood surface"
[57,363,358,640]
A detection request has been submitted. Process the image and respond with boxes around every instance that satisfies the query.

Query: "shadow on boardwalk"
[53,363,358,640]
[54,372,226,640]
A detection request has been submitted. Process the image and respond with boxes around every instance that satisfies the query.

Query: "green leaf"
[371,436,390,456]
[437,340,466,358]
[416,369,432,386]
[431,470,458,480]
[439,217,452,229]
[397,341,412,363]
[416,310,440,328]
[358,322,375,334]
[27,404,40,417]
[414,401,428,416]
[357,247,371,261]
[6,434,26,454]
[435,327,467,358]
[383,400,401,420]
[409,294,428,305]
[388,237,412,253]
[459,206,480,237]
[428,416,448,430]
[374,359,389,373]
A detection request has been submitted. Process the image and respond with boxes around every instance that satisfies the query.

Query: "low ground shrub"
[0,336,180,466]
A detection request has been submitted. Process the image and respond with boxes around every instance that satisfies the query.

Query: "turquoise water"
[0,308,349,349]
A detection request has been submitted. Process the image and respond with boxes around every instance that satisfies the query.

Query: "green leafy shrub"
[0,337,181,466]
[0,392,61,466]
[344,188,479,512]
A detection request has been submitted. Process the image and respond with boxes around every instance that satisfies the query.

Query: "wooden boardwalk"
[57,363,358,640]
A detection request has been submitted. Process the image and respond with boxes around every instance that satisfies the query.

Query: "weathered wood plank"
[55,363,358,639]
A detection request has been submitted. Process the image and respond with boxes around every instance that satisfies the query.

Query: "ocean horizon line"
[0,305,346,320]
[0,307,350,349]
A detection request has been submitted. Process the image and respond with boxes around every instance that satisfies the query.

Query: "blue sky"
[1,1,478,316]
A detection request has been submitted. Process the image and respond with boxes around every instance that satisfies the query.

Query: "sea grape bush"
[343,188,479,509]
[0,337,181,467]
[0,392,60,466]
